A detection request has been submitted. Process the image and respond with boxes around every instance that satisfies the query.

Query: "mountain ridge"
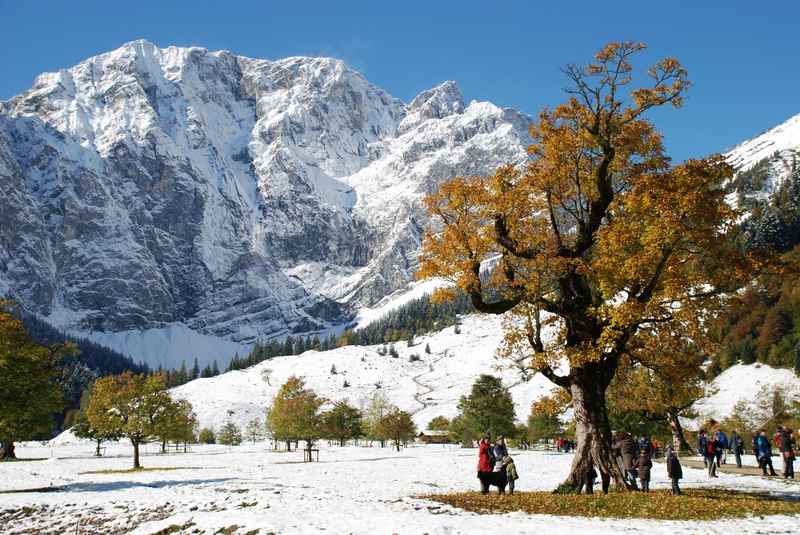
[0,40,531,368]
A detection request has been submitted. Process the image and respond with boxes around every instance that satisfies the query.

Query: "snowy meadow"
[2,441,798,534]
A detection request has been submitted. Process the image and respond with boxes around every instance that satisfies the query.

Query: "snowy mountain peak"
[0,41,531,368]
[409,80,464,117]
[727,112,800,172]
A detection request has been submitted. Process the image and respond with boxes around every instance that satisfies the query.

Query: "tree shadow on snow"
[60,478,236,493]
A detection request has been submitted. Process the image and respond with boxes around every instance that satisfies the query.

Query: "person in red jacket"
[477,434,494,494]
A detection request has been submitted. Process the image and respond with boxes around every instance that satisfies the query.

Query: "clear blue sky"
[1,0,797,162]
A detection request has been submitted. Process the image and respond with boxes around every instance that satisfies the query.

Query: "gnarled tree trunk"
[561,365,628,493]
[667,409,692,453]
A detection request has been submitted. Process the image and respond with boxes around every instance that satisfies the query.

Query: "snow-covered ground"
[171,314,556,432]
[1,441,797,534]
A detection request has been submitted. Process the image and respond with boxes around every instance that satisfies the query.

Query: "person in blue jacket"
[755,430,778,476]
[715,430,728,465]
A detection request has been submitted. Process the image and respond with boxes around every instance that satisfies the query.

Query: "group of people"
[698,425,795,479]
[611,432,667,493]
[751,426,795,479]
[476,434,520,494]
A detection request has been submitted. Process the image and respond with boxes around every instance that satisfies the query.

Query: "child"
[635,450,652,492]
[665,445,682,495]
[504,455,519,494]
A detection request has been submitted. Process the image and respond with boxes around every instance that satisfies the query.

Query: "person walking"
[755,430,778,476]
[697,430,709,468]
[779,426,795,479]
[706,434,722,478]
[635,450,652,492]
[665,445,683,495]
[730,430,744,468]
[615,432,640,489]
[716,430,728,465]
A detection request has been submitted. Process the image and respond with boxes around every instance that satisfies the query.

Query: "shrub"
[198,428,216,444]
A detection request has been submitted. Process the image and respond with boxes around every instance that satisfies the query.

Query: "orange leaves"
[417,41,756,383]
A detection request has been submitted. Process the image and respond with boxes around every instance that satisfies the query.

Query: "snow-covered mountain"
[726,112,800,200]
[172,313,556,432]
[0,40,530,368]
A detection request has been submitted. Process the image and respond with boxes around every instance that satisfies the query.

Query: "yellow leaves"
[531,390,572,417]
[423,489,800,520]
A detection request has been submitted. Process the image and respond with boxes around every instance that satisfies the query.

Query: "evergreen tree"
[211,360,220,376]
[455,375,516,440]
[191,358,200,380]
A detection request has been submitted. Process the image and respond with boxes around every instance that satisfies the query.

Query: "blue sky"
[1,0,797,162]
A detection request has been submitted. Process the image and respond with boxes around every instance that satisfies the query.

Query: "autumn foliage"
[417,42,754,491]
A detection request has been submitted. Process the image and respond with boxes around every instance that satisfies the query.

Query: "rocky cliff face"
[0,40,531,356]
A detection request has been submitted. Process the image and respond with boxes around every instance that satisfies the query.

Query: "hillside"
[172,313,557,432]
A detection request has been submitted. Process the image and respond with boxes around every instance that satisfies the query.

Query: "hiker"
[665,445,683,495]
[635,450,653,492]
[715,430,728,465]
[706,432,721,478]
[614,432,639,489]
[779,426,795,479]
[504,455,519,494]
[755,430,778,476]
[730,430,744,468]
[697,430,709,467]
[638,435,653,457]
[477,434,494,494]
[493,436,509,469]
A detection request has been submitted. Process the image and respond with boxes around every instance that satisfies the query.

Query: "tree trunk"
[95,439,102,457]
[161,439,166,454]
[562,370,628,493]
[285,440,291,452]
[1,439,16,460]
[667,409,693,453]
[132,440,141,469]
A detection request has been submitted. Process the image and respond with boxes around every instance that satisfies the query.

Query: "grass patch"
[423,489,800,521]
[0,457,48,463]
[79,466,204,475]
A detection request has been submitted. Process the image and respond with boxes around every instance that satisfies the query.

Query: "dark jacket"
[779,429,794,454]
[635,455,652,481]
[666,450,683,480]
[615,435,639,469]
[493,442,509,462]
[698,434,708,458]
[730,432,744,454]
